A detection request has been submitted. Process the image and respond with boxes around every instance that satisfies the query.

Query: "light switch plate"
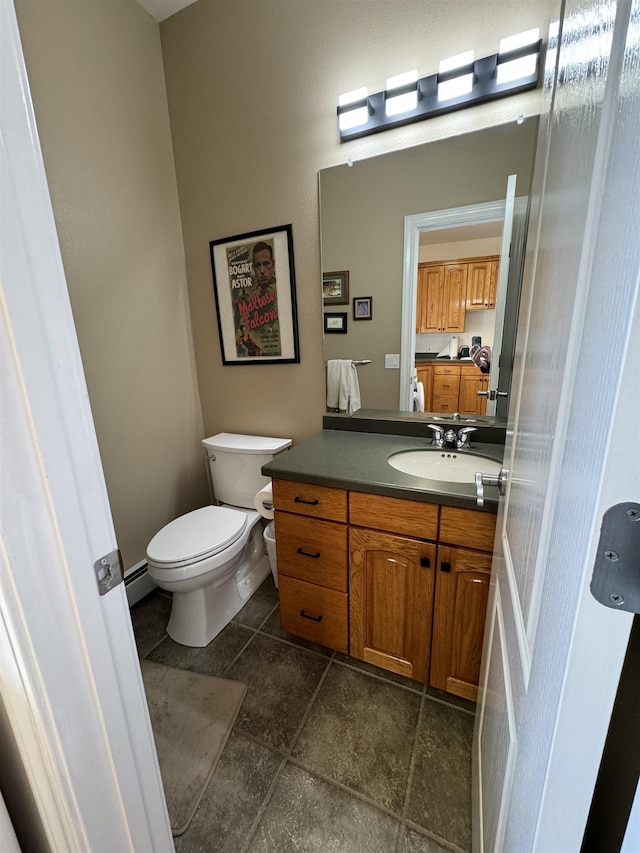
[385,354,400,368]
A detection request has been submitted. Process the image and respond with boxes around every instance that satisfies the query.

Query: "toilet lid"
[146,506,248,566]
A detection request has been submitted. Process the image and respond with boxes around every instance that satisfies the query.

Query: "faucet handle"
[456,427,477,449]
[427,424,445,446]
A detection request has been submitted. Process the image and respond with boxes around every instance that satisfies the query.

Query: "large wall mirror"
[319,118,539,418]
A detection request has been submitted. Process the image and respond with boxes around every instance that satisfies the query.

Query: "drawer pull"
[420,556,431,568]
[300,610,323,622]
[297,547,321,559]
[440,561,452,573]
[294,496,319,506]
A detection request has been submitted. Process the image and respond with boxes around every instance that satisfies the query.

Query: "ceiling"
[135,0,197,23]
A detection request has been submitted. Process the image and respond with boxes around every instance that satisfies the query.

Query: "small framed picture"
[353,296,373,320]
[322,271,349,305]
[324,312,348,334]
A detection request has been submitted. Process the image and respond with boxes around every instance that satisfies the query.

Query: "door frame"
[400,199,513,411]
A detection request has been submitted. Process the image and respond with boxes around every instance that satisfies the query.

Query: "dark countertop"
[414,354,476,364]
[262,430,503,513]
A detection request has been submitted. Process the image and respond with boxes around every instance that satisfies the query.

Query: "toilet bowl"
[146,433,291,647]
[147,505,269,647]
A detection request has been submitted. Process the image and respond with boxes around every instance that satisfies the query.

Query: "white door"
[1,2,173,850]
[474,1,640,851]
[484,174,516,416]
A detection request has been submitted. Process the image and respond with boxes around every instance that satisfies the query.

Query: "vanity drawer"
[434,365,461,377]
[433,373,461,396]
[349,492,439,541]
[439,506,497,552]
[431,395,460,413]
[274,511,347,592]
[272,479,347,522]
[279,576,349,653]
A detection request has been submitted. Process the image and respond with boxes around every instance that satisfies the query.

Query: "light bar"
[337,37,543,142]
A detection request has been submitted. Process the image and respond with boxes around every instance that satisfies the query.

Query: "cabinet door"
[415,364,433,412]
[466,258,499,310]
[430,545,492,702]
[442,264,467,331]
[487,259,499,308]
[417,265,444,333]
[349,527,436,683]
[459,371,483,414]
[478,376,489,414]
[466,260,492,309]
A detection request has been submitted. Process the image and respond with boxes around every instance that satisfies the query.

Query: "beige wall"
[160,0,558,439]
[15,0,209,570]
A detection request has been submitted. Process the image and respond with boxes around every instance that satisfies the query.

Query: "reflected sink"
[388,449,501,484]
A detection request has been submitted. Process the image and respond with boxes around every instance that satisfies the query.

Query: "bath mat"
[141,660,246,836]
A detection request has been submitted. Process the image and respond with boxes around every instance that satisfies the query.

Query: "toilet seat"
[147,505,248,569]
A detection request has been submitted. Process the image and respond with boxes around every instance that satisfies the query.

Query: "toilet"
[146,433,291,647]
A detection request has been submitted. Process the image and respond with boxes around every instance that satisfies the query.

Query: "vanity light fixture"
[437,51,475,102]
[385,70,419,116]
[337,87,371,131]
[337,32,542,142]
[497,28,541,84]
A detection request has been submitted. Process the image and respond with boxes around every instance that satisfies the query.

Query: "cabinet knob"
[440,561,452,573]
[420,556,431,568]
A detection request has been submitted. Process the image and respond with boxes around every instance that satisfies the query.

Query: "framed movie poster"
[209,224,300,365]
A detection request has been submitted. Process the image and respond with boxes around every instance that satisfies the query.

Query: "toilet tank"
[202,433,292,508]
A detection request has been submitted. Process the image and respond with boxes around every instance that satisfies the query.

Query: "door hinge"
[94,549,123,596]
[590,503,640,614]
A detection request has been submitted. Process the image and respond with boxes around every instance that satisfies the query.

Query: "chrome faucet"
[427,424,477,449]
[456,427,477,449]
[427,424,446,446]
[451,412,461,421]
[427,425,457,448]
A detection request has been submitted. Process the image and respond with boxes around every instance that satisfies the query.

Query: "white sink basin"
[388,449,501,484]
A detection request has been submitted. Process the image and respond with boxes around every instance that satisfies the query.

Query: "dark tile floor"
[130,576,476,853]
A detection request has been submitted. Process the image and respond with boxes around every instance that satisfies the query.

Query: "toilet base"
[165,525,271,647]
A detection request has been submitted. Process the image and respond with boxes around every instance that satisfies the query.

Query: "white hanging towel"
[346,361,361,414]
[326,359,342,409]
[326,359,361,414]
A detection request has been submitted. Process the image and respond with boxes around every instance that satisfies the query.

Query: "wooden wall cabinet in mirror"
[466,256,500,310]
[416,262,467,333]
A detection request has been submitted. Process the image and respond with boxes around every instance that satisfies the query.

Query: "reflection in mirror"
[319,119,539,417]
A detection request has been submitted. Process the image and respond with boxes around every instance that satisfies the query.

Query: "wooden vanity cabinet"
[272,480,349,653]
[429,507,496,702]
[349,494,438,682]
[272,479,497,700]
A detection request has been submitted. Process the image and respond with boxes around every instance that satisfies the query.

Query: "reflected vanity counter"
[261,424,505,697]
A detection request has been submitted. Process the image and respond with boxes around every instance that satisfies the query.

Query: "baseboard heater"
[124,559,156,607]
